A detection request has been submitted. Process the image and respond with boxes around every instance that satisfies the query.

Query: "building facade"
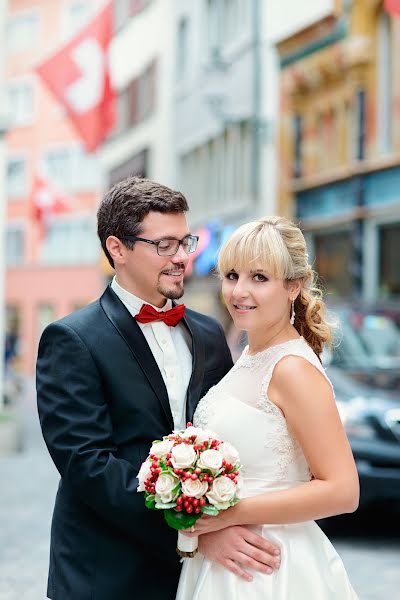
[278,0,400,302]
[99,0,175,279]
[5,0,106,374]
[172,0,334,318]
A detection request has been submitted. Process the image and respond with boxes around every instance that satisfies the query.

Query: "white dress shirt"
[111,277,192,430]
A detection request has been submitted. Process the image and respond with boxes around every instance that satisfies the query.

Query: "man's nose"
[171,244,189,263]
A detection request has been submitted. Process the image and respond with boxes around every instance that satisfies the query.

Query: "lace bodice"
[194,337,333,491]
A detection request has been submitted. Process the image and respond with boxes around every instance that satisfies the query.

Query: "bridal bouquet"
[137,423,242,557]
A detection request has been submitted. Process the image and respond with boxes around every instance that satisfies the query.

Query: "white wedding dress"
[176,337,358,600]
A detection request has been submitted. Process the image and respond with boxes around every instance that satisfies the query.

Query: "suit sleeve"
[36,321,167,546]
[216,321,234,374]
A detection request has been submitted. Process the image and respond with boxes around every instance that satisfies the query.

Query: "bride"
[176,216,359,599]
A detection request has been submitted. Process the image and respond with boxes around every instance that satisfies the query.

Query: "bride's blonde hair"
[217,216,334,357]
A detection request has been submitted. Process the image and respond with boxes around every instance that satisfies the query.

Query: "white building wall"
[100,0,176,186]
[173,0,334,224]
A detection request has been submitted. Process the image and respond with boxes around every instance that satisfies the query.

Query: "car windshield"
[330,309,400,370]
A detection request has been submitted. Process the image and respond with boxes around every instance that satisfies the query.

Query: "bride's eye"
[225,271,238,280]
[254,274,268,282]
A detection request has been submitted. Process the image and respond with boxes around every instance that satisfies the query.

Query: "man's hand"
[198,526,281,582]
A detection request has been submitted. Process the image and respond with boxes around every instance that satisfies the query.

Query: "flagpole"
[0,0,8,412]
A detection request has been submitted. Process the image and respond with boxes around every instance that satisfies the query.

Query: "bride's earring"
[290,299,295,325]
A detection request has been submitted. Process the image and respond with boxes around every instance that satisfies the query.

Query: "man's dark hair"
[97,176,189,267]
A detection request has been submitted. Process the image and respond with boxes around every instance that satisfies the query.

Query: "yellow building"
[277,0,400,302]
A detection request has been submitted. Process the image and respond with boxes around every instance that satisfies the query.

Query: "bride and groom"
[36,177,359,599]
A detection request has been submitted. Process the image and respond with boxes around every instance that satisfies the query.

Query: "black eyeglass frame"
[119,234,199,256]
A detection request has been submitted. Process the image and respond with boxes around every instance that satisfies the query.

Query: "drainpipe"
[351,88,366,298]
[251,0,262,209]
[0,0,8,411]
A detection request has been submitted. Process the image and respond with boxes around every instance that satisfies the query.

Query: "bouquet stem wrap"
[177,531,199,558]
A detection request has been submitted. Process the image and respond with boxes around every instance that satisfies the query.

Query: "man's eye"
[158,240,173,249]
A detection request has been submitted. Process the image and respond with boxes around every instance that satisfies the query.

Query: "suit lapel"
[100,286,174,429]
[182,310,205,423]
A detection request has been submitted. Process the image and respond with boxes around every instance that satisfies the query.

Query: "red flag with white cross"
[31,173,71,227]
[36,2,115,152]
[384,0,400,16]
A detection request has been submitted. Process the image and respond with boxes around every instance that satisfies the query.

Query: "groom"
[36,177,280,600]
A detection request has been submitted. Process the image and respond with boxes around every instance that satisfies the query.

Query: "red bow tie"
[135,303,186,326]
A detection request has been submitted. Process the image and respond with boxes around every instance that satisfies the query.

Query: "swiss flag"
[384,0,400,16]
[31,174,71,227]
[36,3,115,152]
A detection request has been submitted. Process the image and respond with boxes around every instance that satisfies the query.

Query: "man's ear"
[106,236,127,266]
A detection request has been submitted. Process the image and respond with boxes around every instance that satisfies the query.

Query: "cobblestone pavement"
[1,386,399,599]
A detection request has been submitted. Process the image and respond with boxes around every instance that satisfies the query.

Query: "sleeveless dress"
[176,337,358,600]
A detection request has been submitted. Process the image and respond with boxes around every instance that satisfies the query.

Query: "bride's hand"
[184,509,236,536]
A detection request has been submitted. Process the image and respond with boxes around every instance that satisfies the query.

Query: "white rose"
[181,478,209,499]
[171,443,196,469]
[206,476,237,510]
[150,439,174,458]
[136,460,152,492]
[218,442,240,466]
[180,427,216,443]
[155,473,179,504]
[197,449,223,474]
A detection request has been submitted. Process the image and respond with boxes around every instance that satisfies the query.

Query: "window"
[314,230,352,297]
[40,217,99,265]
[42,146,101,192]
[63,2,93,37]
[6,12,39,54]
[114,0,150,30]
[379,223,400,297]
[179,119,252,219]
[113,61,157,135]
[206,0,221,62]
[136,62,156,122]
[377,11,393,153]
[8,81,34,126]
[293,114,303,178]
[37,305,55,344]
[6,227,24,266]
[176,18,189,81]
[7,157,27,199]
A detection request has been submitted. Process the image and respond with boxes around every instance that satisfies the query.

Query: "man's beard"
[157,282,184,300]
[157,265,185,300]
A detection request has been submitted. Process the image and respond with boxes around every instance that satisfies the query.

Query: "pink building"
[5,0,106,375]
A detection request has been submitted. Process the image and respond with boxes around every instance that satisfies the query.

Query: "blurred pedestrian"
[36,177,280,600]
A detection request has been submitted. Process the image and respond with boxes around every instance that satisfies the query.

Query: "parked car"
[226,304,400,507]
[323,305,400,507]
[325,365,400,507]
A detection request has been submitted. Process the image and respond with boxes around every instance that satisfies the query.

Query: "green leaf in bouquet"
[155,501,177,509]
[164,509,201,531]
[145,494,156,510]
[201,505,219,516]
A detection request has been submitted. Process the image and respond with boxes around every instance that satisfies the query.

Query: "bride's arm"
[193,356,359,535]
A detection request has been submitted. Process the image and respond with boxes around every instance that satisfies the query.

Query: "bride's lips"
[232,304,256,314]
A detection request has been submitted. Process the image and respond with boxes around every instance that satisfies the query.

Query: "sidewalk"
[0,380,58,600]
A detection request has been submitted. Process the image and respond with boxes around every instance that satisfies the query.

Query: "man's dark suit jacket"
[36,285,233,600]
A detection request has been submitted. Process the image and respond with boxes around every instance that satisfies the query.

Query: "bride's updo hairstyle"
[217,216,333,357]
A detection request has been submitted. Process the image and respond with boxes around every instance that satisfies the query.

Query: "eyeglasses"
[120,234,199,256]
